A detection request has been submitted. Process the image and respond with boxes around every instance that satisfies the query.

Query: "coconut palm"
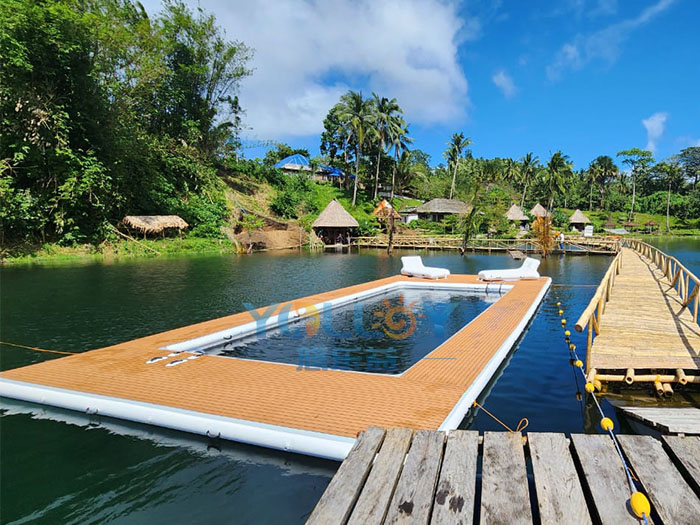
[371,94,404,200]
[519,153,539,208]
[337,91,376,206]
[543,151,572,211]
[591,155,618,210]
[587,162,603,211]
[503,158,520,187]
[444,132,472,199]
[389,123,413,199]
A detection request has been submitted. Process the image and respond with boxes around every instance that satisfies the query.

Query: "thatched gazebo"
[312,199,359,244]
[120,215,189,237]
[530,203,550,218]
[506,204,529,230]
[623,221,638,231]
[415,198,470,222]
[569,209,591,232]
[645,220,658,233]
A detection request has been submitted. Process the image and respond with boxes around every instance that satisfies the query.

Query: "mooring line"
[556,303,651,524]
[0,341,76,355]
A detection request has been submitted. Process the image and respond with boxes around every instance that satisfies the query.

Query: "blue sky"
[143,0,699,169]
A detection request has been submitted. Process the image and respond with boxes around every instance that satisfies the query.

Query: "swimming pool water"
[210,288,499,374]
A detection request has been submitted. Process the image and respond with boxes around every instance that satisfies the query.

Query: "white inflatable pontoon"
[478,257,540,281]
[400,256,450,280]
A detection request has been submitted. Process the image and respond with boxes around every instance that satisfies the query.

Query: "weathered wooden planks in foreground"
[307,428,700,525]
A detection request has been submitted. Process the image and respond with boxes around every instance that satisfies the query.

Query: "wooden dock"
[355,235,620,255]
[308,427,700,524]
[576,240,700,390]
[620,407,700,435]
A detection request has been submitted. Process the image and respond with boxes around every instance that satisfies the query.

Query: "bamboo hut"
[569,209,591,233]
[415,198,470,222]
[312,199,359,244]
[530,203,550,218]
[120,215,188,237]
[506,204,530,230]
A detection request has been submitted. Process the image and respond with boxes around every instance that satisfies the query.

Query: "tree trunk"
[589,183,593,211]
[390,164,396,200]
[630,172,636,218]
[387,213,394,254]
[666,181,671,232]
[449,163,457,199]
[520,179,527,209]
[548,194,554,213]
[352,145,360,206]
[373,150,381,200]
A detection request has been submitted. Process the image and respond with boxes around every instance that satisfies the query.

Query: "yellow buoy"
[561,319,567,326]
[558,309,563,315]
[630,492,650,518]
[574,359,583,368]
[569,344,576,351]
[600,417,614,431]
[564,330,571,337]
[556,302,561,306]
[585,382,595,393]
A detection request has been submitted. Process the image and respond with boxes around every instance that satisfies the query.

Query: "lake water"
[1,237,698,523]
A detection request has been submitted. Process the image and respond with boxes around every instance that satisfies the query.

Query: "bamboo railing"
[574,249,624,370]
[575,239,700,372]
[625,239,700,325]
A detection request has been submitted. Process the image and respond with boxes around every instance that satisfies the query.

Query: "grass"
[558,209,700,236]
[3,236,237,265]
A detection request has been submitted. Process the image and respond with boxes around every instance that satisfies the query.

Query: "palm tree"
[519,153,539,208]
[389,124,413,199]
[337,91,376,206]
[592,155,617,210]
[587,161,602,211]
[371,94,403,200]
[503,158,520,187]
[617,148,654,218]
[656,162,684,232]
[444,132,472,199]
[543,151,572,211]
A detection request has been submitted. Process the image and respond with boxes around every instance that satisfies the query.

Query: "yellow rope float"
[0,341,75,355]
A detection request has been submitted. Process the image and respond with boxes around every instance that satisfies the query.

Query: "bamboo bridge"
[354,234,620,255]
[576,240,700,393]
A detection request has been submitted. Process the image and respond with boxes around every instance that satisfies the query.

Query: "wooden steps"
[308,428,700,524]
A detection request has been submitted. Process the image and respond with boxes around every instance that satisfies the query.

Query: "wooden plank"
[663,436,700,493]
[529,433,592,525]
[480,431,532,524]
[348,428,414,525]
[431,430,478,525]
[621,408,700,434]
[570,434,639,525]
[619,435,700,524]
[385,430,445,524]
[307,426,385,524]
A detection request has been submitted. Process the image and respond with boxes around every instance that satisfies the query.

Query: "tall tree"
[519,153,539,209]
[444,132,472,199]
[337,91,375,206]
[678,146,700,187]
[654,162,685,232]
[389,124,413,199]
[370,94,403,199]
[586,161,602,211]
[617,148,654,218]
[543,151,572,211]
[591,155,618,211]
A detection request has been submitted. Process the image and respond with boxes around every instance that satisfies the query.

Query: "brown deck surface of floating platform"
[588,248,700,372]
[0,274,548,442]
[308,428,700,524]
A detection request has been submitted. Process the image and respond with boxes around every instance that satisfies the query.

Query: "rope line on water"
[556,302,650,524]
[472,400,529,433]
[0,341,76,355]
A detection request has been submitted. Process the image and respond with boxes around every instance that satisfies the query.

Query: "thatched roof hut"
[372,199,401,221]
[506,204,529,222]
[569,209,591,224]
[121,215,188,234]
[530,203,549,218]
[312,199,359,229]
[416,198,470,215]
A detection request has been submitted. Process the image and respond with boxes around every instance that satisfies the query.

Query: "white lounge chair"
[478,257,541,281]
[400,256,450,280]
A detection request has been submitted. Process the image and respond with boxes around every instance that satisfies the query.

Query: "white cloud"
[642,112,668,153]
[492,70,516,98]
[142,0,471,139]
[547,0,675,80]
[589,0,618,17]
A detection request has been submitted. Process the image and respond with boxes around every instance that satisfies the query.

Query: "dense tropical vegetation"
[2,0,699,261]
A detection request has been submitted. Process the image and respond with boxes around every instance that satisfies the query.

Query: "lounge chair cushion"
[400,256,450,280]
[478,257,540,281]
